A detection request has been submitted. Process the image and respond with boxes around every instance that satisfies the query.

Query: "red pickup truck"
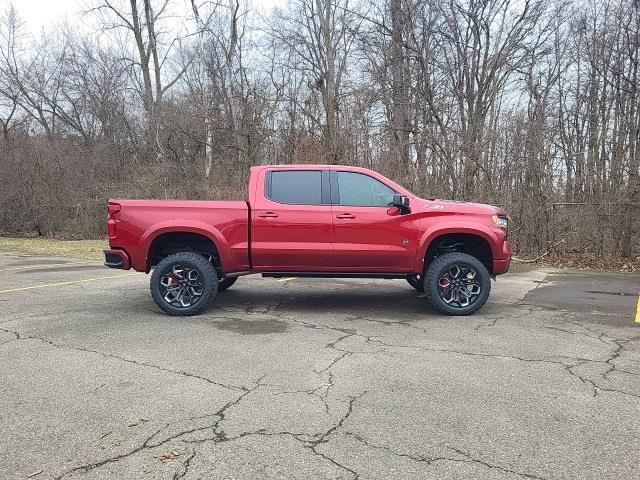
[104,165,511,316]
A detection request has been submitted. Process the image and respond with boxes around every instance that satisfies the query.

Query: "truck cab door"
[330,170,419,272]
[251,169,333,271]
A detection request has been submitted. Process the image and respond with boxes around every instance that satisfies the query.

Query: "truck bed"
[109,199,250,272]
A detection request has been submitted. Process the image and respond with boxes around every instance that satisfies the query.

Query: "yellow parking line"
[635,293,640,324]
[0,262,92,272]
[277,277,298,283]
[0,273,137,294]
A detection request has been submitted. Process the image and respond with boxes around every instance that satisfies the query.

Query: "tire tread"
[423,252,491,316]
[150,252,218,316]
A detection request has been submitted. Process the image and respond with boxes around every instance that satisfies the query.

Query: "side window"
[267,170,322,204]
[337,172,395,207]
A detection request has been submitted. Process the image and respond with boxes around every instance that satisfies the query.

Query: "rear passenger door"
[251,169,333,271]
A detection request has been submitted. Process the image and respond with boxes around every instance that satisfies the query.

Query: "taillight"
[107,202,120,238]
[108,203,121,217]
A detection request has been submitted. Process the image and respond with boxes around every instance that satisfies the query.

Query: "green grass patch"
[0,237,106,260]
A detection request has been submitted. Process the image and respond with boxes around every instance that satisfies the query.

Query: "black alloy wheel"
[423,252,491,315]
[159,264,204,307]
[150,252,218,316]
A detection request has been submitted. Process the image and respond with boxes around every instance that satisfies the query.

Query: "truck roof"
[248,164,411,196]
[250,164,375,172]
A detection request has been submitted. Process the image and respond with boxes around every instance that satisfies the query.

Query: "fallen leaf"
[142,464,151,474]
[544,253,640,272]
[158,450,181,463]
[128,417,150,427]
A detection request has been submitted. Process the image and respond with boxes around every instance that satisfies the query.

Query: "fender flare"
[414,221,498,271]
[139,220,232,273]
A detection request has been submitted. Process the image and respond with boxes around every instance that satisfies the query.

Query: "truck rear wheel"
[150,252,218,316]
[423,252,490,316]
[218,276,238,292]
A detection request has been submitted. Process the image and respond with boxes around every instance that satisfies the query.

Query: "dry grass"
[0,237,106,260]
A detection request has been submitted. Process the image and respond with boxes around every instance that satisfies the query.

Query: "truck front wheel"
[406,274,424,292]
[423,252,491,315]
[150,252,218,316]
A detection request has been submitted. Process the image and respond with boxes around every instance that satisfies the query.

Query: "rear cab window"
[265,170,329,205]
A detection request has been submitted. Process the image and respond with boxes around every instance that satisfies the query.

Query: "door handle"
[258,211,279,218]
[336,213,356,219]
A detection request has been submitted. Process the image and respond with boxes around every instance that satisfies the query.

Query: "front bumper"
[493,240,512,275]
[104,248,131,270]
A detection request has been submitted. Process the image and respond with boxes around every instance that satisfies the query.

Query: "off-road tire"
[406,274,424,292]
[150,252,218,316]
[217,276,238,292]
[423,252,491,316]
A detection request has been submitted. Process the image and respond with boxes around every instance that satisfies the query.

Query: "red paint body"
[105,165,511,276]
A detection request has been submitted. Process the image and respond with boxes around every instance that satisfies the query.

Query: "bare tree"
[0,4,25,141]
[0,0,638,260]
[269,0,361,163]
[90,0,193,157]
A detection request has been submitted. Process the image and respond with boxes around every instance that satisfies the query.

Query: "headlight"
[492,215,508,229]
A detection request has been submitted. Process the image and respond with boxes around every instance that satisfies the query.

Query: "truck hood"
[417,198,506,216]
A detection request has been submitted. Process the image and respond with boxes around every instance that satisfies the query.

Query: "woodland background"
[0,0,639,261]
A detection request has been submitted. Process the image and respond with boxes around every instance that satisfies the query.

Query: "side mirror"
[392,194,411,214]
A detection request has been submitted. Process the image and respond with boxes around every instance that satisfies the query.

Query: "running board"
[261,272,409,279]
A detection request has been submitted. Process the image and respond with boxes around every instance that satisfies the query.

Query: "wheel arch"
[416,224,497,274]
[140,221,232,273]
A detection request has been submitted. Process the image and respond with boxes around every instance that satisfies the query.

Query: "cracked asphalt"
[1,252,639,480]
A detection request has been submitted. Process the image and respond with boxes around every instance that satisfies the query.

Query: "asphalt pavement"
[0,252,639,480]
